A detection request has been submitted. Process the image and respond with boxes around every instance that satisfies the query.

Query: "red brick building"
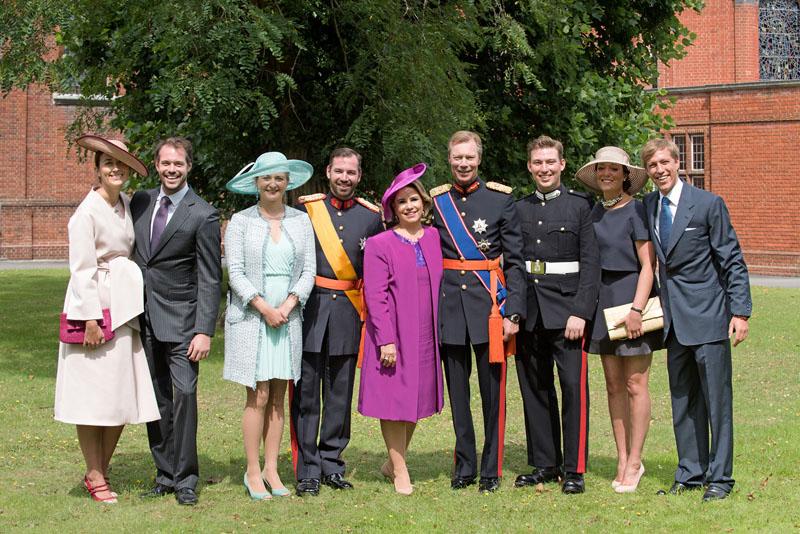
[658,0,800,275]
[2,0,799,274]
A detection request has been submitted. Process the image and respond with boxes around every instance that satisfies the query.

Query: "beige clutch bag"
[603,296,664,341]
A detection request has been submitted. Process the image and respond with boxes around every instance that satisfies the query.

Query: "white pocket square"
[684,227,697,231]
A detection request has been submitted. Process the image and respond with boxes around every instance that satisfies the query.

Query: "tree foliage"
[0,0,701,209]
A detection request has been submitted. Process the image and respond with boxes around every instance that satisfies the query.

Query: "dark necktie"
[150,196,172,253]
[659,195,672,252]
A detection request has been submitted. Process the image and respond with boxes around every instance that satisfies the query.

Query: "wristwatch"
[508,314,521,324]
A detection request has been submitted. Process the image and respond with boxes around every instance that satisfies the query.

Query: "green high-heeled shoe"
[243,473,271,501]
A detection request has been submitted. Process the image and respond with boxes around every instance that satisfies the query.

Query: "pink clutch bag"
[59,308,115,344]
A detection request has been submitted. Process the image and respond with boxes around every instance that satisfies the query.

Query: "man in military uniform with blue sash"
[430,130,526,493]
[513,135,600,494]
[291,147,383,496]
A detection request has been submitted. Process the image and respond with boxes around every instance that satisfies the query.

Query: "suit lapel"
[150,188,194,258]
[665,183,695,257]
[646,193,666,263]
[134,189,159,262]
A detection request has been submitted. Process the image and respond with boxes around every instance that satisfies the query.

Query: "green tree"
[0,0,701,209]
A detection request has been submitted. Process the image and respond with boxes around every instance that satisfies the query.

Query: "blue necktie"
[659,195,672,252]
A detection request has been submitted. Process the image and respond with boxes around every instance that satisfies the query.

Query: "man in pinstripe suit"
[131,137,222,506]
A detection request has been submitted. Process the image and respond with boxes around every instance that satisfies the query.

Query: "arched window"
[760,0,800,80]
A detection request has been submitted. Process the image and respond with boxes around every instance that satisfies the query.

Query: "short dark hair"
[527,135,564,160]
[329,147,362,171]
[154,137,194,166]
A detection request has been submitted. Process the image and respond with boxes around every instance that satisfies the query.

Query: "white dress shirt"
[655,178,683,240]
[150,183,190,235]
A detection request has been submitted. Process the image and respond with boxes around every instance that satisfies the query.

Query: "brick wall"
[659,0,800,275]
[0,85,96,259]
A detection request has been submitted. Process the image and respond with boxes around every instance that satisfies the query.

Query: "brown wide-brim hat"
[76,135,148,177]
[575,146,648,195]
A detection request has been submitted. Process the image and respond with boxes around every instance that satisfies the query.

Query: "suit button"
[560,227,565,231]
[460,270,466,275]
[337,211,342,216]
[536,239,541,244]
[461,197,467,202]
[461,211,466,216]
[339,238,344,243]
[332,294,338,300]
[541,202,545,206]
[461,284,467,290]
[538,220,542,225]
[534,279,539,284]
[339,225,344,231]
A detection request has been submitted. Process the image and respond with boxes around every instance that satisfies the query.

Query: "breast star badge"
[360,237,367,250]
[472,218,488,234]
[477,239,491,252]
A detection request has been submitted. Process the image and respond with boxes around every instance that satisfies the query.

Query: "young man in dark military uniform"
[291,147,383,496]
[430,130,526,493]
[514,135,600,494]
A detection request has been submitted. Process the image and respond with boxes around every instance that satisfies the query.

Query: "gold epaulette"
[486,181,513,194]
[429,184,452,197]
[298,193,326,204]
[355,197,380,213]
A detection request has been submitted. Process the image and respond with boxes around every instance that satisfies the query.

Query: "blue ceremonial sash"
[434,192,508,314]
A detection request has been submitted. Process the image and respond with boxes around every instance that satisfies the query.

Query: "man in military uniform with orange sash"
[430,130,526,493]
[513,135,600,494]
[291,147,383,496]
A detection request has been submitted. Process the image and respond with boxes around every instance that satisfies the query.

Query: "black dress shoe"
[702,485,729,502]
[561,472,585,494]
[514,467,562,487]
[296,478,320,496]
[450,476,477,490]
[140,483,175,498]
[175,488,198,506]
[478,477,500,493]
[322,473,354,490]
[656,481,702,496]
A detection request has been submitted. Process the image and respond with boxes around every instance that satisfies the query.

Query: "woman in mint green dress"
[223,153,316,500]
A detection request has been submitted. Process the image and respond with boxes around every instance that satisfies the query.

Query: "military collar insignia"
[453,180,480,195]
[534,189,561,201]
[329,196,355,210]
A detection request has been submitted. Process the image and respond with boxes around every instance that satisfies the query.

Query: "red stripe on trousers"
[497,358,507,477]
[288,382,299,477]
[577,344,588,473]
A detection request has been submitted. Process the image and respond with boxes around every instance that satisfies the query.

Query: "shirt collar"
[158,183,190,207]
[329,195,355,210]
[659,178,683,207]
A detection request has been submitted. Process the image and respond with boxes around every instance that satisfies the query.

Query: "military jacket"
[297,194,383,355]
[515,185,600,331]
[430,178,525,345]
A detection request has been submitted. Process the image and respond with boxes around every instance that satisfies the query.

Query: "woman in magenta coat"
[358,163,444,495]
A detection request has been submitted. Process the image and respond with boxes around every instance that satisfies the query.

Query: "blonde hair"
[640,138,679,167]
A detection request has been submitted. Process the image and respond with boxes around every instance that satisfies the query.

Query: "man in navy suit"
[641,138,751,502]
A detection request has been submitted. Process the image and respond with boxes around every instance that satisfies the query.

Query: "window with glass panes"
[670,132,706,189]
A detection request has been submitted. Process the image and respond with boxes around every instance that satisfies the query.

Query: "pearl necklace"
[601,194,624,208]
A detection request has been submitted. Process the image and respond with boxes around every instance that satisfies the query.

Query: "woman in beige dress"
[54,135,160,503]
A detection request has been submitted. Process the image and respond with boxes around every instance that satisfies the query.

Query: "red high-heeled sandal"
[83,476,117,503]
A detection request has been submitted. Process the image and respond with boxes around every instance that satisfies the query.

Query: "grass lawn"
[0,269,798,532]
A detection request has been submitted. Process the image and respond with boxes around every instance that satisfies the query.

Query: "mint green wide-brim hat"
[225,152,313,194]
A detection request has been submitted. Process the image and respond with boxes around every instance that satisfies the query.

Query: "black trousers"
[290,348,358,480]
[666,331,734,492]
[515,323,589,474]
[441,342,507,480]
[141,322,199,490]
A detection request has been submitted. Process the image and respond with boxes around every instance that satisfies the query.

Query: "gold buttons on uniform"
[339,238,344,243]
[337,211,342,216]
[461,212,466,216]
[536,239,541,244]
[332,294,338,300]
[560,227,565,231]
[541,202,545,206]
[460,270,466,275]
[538,221,543,225]
[461,284,467,290]
[534,279,539,284]
[339,225,344,230]
[461,197,467,202]
[459,256,465,261]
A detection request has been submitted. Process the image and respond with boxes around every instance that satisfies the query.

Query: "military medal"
[478,239,491,252]
[472,218,488,234]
